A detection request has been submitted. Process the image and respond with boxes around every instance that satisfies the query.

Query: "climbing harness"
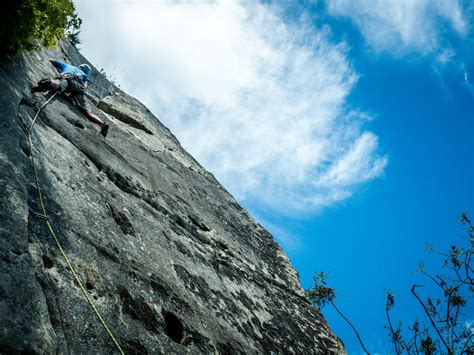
[27,92,124,355]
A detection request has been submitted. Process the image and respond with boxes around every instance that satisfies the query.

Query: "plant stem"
[385,305,401,355]
[411,285,453,355]
[330,300,370,354]
[414,327,419,355]
[460,332,473,354]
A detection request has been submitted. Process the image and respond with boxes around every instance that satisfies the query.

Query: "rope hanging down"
[27,92,124,355]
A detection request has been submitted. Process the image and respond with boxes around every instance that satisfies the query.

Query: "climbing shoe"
[31,85,44,93]
[31,79,52,93]
[100,123,109,137]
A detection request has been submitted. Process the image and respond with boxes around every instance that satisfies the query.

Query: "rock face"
[0,41,343,354]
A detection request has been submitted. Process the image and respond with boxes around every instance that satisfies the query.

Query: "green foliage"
[0,0,81,56]
[306,272,335,307]
[385,214,473,354]
[67,30,81,47]
[307,272,370,354]
[309,214,473,354]
[420,336,436,354]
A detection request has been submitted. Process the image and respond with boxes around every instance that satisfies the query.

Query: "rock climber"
[31,59,109,137]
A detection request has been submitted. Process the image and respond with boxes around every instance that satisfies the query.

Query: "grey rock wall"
[0,41,344,354]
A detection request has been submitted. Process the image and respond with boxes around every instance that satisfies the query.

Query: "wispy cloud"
[76,1,387,215]
[326,0,470,57]
[463,69,474,95]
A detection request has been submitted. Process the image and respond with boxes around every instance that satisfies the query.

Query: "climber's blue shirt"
[52,60,91,83]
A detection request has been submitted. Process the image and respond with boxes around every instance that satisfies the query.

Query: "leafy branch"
[309,214,473,354]
[385,213,473,354]
[306,272,370,354]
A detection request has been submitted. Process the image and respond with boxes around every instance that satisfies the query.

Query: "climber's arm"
[49,58,66,71]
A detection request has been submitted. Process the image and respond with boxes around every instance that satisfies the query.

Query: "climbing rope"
[27,92,124,355]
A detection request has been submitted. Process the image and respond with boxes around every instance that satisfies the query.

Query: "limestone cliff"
[0,41,343,354]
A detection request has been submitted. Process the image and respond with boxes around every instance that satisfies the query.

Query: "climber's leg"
[76,94,109,137]
[83,109,104,126]
[32,78,67,93]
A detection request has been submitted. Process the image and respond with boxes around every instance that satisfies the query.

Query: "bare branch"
[330,300,370,355]
[385,292,402,355]
[411,285,453,355]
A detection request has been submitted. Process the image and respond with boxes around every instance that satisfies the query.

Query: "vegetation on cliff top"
[0,0,81,56]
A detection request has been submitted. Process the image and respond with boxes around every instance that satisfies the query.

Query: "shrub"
[0,0,81,56]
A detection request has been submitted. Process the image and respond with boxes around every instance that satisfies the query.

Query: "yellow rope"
[28,92,125,355]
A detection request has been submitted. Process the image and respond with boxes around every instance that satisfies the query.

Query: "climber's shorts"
[57,75,85,95]
[58,78,68,92]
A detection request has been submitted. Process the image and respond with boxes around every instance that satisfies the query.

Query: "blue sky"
[75,1,473,353]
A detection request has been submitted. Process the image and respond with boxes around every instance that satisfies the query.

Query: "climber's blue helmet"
[79,64,92,82]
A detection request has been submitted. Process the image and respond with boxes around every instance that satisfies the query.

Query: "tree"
[67,30,81,47]
[306,272,370,354]
[385,213,473,354]
[0,0,81,56]
[308,214,473,354]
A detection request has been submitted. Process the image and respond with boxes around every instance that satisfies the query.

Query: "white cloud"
[464,69,474,95]
[75,0,387,214]
[326,0,470,56]
[317,132,387,188]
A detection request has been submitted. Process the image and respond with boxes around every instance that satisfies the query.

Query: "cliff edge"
[0,41,343,354]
